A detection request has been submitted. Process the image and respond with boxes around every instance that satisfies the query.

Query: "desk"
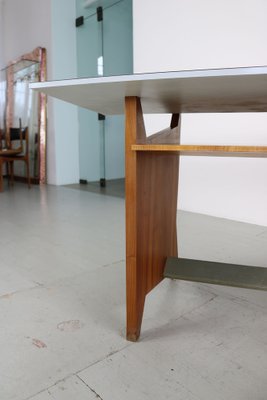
[31,66,267,341]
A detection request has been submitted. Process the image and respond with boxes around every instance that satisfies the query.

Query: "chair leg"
[0,161,3,192]
[10,161,14,186]
[26,160,31,188]
[6,161,10,186]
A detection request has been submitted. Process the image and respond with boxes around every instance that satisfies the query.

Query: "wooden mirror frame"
[6,47,47,184]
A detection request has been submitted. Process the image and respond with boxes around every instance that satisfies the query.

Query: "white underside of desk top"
[30,66,267,115]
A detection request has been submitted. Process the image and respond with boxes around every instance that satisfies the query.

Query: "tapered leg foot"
[127,332,140,342]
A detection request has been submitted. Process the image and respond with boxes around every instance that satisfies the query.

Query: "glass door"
[76,0,133,186]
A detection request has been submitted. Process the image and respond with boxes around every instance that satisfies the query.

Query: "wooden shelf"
[132,144,267,157]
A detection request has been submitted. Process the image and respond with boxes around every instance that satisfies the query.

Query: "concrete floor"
[0,183,266,400]
[65,178,125,199]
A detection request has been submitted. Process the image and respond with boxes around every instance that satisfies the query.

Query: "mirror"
[0,68,7,133]
[0,47,46,184]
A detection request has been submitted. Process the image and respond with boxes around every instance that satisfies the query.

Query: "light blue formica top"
[30,66,267,115]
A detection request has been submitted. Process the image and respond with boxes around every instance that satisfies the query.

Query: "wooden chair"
[0,126,30,192]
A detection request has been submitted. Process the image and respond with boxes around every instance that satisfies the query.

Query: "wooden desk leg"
[125,97,179,341]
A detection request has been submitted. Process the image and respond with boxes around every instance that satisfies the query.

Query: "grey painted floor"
[0,183,266,400]
[65,178,125,199]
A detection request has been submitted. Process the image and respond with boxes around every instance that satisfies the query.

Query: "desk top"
[30,66,267,115]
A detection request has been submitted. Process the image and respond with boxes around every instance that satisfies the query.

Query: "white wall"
[2,0,51,67]
[50,0,79,185]
[133,0,267,226]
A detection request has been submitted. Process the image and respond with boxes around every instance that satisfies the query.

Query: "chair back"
[9,127,28,154]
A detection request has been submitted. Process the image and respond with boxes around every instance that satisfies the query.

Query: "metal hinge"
[98,113,106,121]
[97,7,103,21]
[75,16,84,27]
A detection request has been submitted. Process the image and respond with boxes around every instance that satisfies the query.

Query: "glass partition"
[76,0,132,185]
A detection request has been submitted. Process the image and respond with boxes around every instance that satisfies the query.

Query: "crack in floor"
[76,375,104,399]
[23,343,132,400]
[0,283,45,300]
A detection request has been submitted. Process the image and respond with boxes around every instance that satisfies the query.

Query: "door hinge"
[98,113,106,121]
[75,16,84,27]
[100,178,106,187]
[97,7,103,22]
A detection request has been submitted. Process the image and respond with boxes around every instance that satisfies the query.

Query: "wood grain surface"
[125,96,180,341]
[131,144,267,157]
